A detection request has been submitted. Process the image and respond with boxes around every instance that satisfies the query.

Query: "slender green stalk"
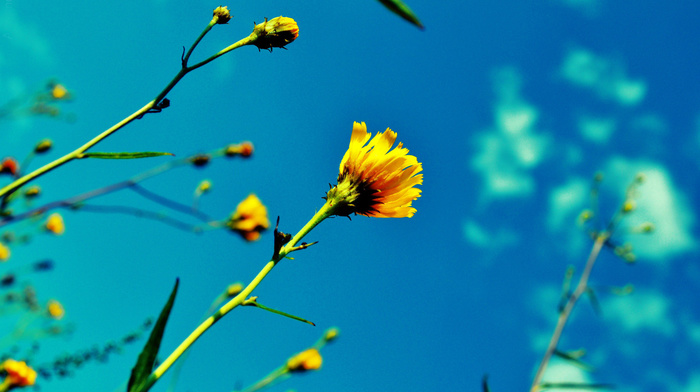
[239,365,290,392]
[0,21,254,202]
[529,233,609,392]
[142,202,336,390]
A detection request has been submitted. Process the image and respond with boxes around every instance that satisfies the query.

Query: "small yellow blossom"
[45,213,65,235]
[226,282,244,297]
[34,139,53,154]
[196,180,212,194]
[325,122,422,218]
[0,242,10,262]
[213,6,232,24]
[227,194,270,241]
[225,141,254,158]
[24,186,41,199]
[622,200,636,213]
[250,16,299,51]
[286,348,322,372]
[51,84,69,100]
[0,359,37,389]
[47,299,65,320]
[323,327,340,343]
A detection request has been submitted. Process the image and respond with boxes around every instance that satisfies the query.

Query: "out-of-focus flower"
[0,158,19,176]
[226,194,269,241]
[226,282,244,297]
[286,348,322,372]
[51,83,69,100]
[190,154,210,167]
[213,6,232,24]
[34,139,53,154]
[323,327,340,343]
[0,359,37,389]
[249,16,299,51]
[225,141,254,158]
[325,122,422,218]
[45,213,65,235]
[0,243,10,262]
[196,180,212,194]
[24,186,41,199]
[47,299,65,320]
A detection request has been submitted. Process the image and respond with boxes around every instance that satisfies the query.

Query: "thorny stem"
[529,233,609,392]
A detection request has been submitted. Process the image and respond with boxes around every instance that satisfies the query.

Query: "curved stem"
[143,201,336,390]
[529,233,609,391]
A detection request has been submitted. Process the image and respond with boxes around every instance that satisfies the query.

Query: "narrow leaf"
[244,299,315,326]
[128,278,179,392]
[376,0,424,29]
[539,382,615,390]
[81,151,174,159]
[586,287,602,316]
[554,349,594,372]
[482,374,490,392]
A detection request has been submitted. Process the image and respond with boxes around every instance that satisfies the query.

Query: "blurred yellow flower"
[0,242,9,262]
[196,180,212,194]
[326,122,422,218]
[45,213,65,235]
[51,83,69,100]
[227,194,270,241]
[47,299,65,320]
[250,16,299,51]
[0,359,37,389]
[286,348,322,372]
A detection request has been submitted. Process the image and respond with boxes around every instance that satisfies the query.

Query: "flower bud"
[0,242,10,261]
[213,6,232,24]
[0,157,19,176]
[190,154,211,167]
[286,348,322,372]
[250,16,299,51]
[35,139,53,154]
[24,185,41,199]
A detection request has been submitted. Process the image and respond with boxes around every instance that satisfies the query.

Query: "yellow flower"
[227,194,270,241]
[0,242,9,262]
[51,83,69,100]
[47,299,65,320]
[250,16,299,51]
[212,6,232,24]
[226,282,244,297]
[325,122,422,218]
[286,348,322,372]
[45,213,65,235]
[196,180,212,194]
[0,359,37,388]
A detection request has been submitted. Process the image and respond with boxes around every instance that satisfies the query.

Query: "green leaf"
[127,278,179,392]
[539,382,615,390]
[80,151,174,159]
[244,298,315,326]
[554,349,594,372]
[376,0,424,29]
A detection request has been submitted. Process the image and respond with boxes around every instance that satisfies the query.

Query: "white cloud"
[471,67,551,201]
[547,177,589,231]
[463,219,518,249]
[578,115,616,144]
[541,360,598,391]
[560,47,646,106]
[603,290,675,336]
[603,157,696,261]
[0,7,52,66]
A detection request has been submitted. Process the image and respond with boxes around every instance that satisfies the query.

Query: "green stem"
[0,22,251,202]
[142,201,336,390]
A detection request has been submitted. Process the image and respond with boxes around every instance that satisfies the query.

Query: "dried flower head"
[45,213,65,235]
[0,158,19,176]
[250,16,299,51]
[227,194,270,241]
[325,122,422,218]
[286,348,322,372]
[0,359,37,388]
[213,6,232,24]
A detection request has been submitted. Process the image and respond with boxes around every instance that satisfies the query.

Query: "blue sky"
[1,1,700,391]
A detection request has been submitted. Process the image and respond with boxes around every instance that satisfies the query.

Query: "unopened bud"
[190,154,211,167]
[213,6,232,24]
[35,139,53,154]
[250,16,299,51]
